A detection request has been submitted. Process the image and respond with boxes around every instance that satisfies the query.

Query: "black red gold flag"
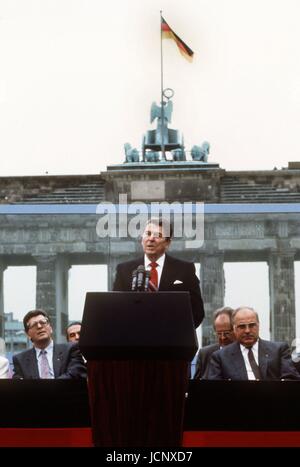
[161,16,194,60]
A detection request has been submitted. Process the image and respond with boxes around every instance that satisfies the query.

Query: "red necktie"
[149,262,158,289]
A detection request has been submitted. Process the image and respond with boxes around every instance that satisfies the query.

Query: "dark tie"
[248,347,261,380]
[149,262,158,289]
[40,350,51,379]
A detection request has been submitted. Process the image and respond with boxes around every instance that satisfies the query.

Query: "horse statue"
[145,151,160,162]
[171,148,186,161]
[124,143,140,163]
[191,141,210,162]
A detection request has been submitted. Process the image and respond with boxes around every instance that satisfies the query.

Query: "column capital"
[268,249,296,262]
[33,254,57,263]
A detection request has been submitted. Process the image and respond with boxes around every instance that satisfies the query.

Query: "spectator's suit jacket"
[113,254,204,328]
[194,343,219,379]
[12,343,87,379]
[206,339,300,380]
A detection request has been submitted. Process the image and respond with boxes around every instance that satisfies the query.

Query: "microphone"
[144,270,150,291]
[131,269,137,291]
[136,265,145,291]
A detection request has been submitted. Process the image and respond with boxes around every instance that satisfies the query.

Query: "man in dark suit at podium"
[113,218,204,328]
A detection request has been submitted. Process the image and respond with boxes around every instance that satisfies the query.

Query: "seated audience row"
[1,305,300,381]
[195,306,300,381]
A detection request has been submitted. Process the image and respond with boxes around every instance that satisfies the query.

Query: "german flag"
[161,16,194,60]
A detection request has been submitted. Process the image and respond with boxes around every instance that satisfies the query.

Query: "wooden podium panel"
[80,292,197,447]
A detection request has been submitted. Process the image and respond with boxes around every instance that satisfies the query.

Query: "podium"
[80,291,198,447]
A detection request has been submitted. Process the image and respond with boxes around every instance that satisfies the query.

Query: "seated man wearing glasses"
[206,306,300,381]
[12,309,86,379]
[194,307,235,379]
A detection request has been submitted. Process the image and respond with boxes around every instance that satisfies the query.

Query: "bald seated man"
[206,306,300,381]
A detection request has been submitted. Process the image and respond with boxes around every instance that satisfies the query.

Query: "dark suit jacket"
[194,343,219,379]
[113,254,204,328]
[12,343,87,380]
[206,339,300,381]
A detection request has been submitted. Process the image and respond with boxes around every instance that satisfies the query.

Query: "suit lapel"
[258,340,269,379]
[26,349,39,379]
[53,345,63,378]
[230,343,248,379]
[159,255,174,290]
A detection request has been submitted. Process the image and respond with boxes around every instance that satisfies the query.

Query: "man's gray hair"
[213,306,234,330]
[232,306,259,326]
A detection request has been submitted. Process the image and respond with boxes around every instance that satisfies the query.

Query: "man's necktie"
[149,262,158,290]
[40,350,51,379]
[248,347,261,380]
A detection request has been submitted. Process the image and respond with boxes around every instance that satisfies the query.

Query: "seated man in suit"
[206,306,300,380]
[12,309,87,379]
[194,306,235,379]
[66,321,82,343]
[113,217,204,328]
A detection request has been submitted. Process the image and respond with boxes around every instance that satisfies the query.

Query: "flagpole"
[160,10,166,160]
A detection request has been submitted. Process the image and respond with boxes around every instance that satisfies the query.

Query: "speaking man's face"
[141,223,171,261]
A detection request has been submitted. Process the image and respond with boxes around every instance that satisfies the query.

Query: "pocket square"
[173,280,183,284]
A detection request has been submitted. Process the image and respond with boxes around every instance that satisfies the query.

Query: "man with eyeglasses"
[206,306,300,381]
[113,218,204,328]
[12,309,87,380]
[194,307,235,379]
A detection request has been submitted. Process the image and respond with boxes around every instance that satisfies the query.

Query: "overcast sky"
[1,1,300,342]
[1,0,300,175]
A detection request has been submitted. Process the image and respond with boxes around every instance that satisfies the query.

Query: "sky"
[1,1,300,343]
[1,0,300,175]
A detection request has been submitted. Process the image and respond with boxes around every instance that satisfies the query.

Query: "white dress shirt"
[240,340,259,381]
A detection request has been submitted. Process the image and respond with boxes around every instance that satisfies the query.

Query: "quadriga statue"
[191,141,210,162]
[124,143,140,163]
